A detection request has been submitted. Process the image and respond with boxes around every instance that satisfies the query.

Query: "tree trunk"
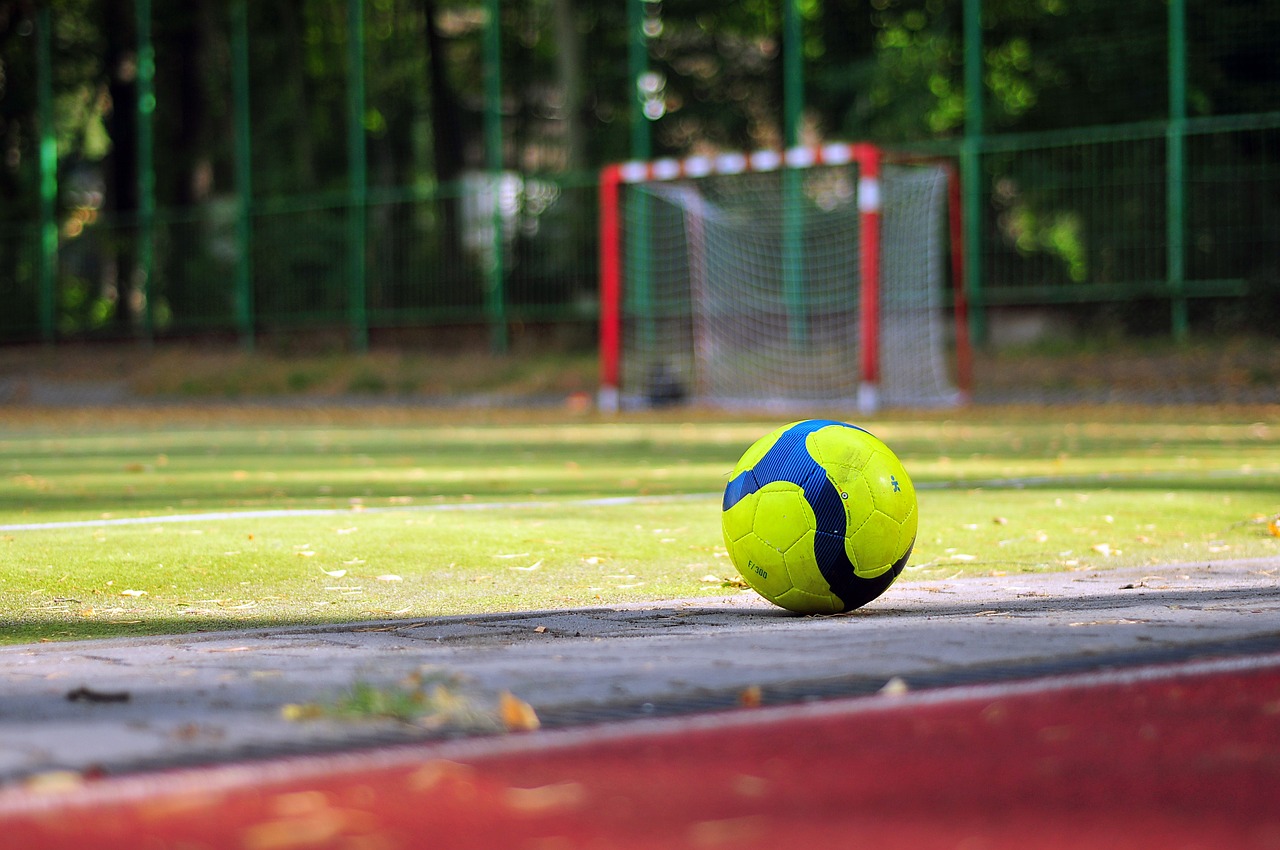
[422,0,467,286]
[551,0,585,172]
[103,0,139,333]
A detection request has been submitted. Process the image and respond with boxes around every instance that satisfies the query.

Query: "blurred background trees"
[1,0,1278,345]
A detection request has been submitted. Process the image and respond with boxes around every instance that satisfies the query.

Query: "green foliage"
[1,0,1279,341]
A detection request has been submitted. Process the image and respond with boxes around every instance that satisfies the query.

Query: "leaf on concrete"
[500,691,541,732]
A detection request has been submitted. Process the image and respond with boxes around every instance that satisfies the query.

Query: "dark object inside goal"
[647,362,686,407]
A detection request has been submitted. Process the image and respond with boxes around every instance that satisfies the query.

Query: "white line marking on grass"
[3,468,1266,532]
[0,493,717,532]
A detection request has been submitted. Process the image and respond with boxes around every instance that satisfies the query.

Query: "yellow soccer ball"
[722,419,917,614]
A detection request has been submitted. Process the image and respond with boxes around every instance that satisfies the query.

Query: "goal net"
[597,144,968,411]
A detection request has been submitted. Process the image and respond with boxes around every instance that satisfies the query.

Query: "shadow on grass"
[6,581,1279,647]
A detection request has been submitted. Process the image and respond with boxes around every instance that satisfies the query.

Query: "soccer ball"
[722,419,917,614]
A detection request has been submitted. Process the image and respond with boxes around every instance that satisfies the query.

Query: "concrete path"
[2,558,1278,785]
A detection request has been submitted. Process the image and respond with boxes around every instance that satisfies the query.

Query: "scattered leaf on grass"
[510,560,543,572]
[376,574,402,582]
[320,568,347,578]
[120,589,147,597]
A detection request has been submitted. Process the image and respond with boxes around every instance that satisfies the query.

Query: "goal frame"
[597,143,971,412]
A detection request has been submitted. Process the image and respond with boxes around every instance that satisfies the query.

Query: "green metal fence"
[2,0,1278,354]
[957,0,1280,345]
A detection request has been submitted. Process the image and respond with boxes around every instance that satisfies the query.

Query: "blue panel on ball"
[723,420,844,511]
[721,469,760,512]
[722,420,871,610]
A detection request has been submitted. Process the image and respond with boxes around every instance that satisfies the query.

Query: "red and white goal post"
[597,142,972,412]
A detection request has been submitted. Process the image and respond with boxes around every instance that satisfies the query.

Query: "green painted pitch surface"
[1,409,1277,643]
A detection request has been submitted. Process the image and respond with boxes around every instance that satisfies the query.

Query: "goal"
[597,143,970,412]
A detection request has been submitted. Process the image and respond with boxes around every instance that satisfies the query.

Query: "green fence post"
[961,0,985,346]
[484,0,508,353]
[1167,0,1188,341]
[231,0,254,350]
[136,0,156,340]
[36,3,57,345]
[782,0,806,345]
[346,0,368,352]
[628,0,654,364]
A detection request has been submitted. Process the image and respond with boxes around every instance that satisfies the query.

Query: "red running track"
[3,654,1280,850]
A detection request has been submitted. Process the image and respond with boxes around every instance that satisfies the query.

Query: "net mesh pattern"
[619,162,958,409]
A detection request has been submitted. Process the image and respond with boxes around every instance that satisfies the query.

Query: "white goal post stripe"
[613,143,880,191]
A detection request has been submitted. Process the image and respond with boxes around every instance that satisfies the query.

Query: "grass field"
[2,405,1278,645]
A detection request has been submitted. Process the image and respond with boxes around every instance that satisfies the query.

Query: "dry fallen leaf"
[499,691,540,732]
[408,760,477,793]
[120,589,148,597]
[1268,516,1280,537]
[879,676,910,697]
[504,782,585,813]
[376,574,403,582]
[281,703,324,721]
[22,771,86,794]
